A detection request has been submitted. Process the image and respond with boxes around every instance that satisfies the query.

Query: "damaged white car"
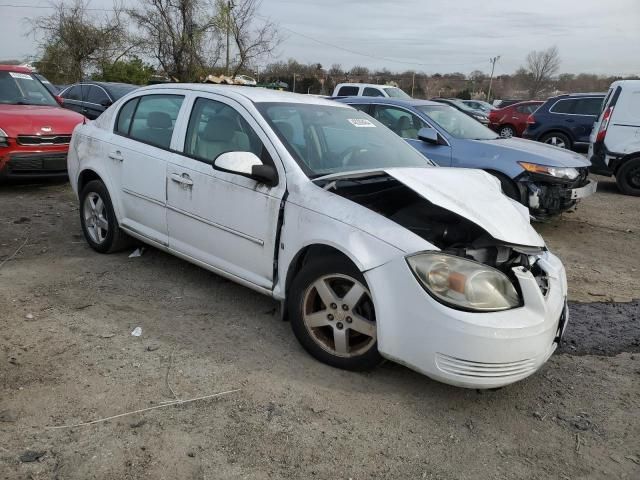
[68,85,569,389]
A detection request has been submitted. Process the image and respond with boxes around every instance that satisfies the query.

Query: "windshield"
[417,104,499,140]
[257,102,433,177]
[0,71,58,106]
[383,87,410,98]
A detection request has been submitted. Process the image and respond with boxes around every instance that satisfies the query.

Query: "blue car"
[335,97,596,218]
[522,92,605,151]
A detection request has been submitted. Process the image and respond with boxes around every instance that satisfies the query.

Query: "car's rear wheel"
[616,157,640,196]
[499,125,515,138]
[80,180,131,253]
[288,256,383,371]
[541,132,571,150]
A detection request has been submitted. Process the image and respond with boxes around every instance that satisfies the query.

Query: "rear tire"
[288,255,384,371]
[615,157,640,196]
[540,132,571,150]
[80,180,131,253]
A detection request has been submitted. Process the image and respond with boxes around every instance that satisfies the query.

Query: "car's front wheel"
[616,157,640,196]
[80,180,131,253]
[499,125,515,138]
[288,256,383,371]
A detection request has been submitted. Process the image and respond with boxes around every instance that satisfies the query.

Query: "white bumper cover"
[366,251,568,389]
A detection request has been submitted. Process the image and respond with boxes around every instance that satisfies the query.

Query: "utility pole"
[487,55,500,102]
[225,0,234,76]
[411,71,415,97]
[292,72,296,93]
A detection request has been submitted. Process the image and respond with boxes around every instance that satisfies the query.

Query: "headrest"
[397,116,412,129]
[147,111,172,129]
[200,117,236,142]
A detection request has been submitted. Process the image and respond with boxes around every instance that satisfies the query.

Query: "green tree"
[93,57,155,85]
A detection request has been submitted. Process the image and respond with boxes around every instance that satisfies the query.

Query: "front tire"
[541,132,571,150]
[499,125,515,138]
[616,157,640,196]
[288,256,383,371]
[80,180,131,253]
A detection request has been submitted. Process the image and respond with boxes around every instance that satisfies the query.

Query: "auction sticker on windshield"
[348,118,376,128]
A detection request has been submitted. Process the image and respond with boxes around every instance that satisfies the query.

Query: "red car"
[488,101,543,138]
[0,65,85,180]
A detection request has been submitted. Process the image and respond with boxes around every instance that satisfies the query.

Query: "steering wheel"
[338,146,368,167]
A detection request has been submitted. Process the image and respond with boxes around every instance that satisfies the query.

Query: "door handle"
[108,150,124,162]
[170,172,193,186]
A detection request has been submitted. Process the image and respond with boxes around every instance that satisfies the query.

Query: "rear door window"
[115,97,139,135]
[573,97,604,116]
[362,87,384,97]
[87,86,110,105]
[337,86,359,96]
[63,85,82,101]
[127,94,184,149]
[550,99,575,114]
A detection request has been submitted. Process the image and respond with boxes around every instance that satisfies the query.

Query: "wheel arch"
[613,152,640,175]
[77,168,103,194]
[539,128,574,144]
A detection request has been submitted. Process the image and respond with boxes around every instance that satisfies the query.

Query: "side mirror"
[417,127,440,144]
[100,99,113,107]
[214,151,278,186]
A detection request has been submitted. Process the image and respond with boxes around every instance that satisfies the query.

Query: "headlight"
[407,253,520,312]
[0,128,8,147]
[518,162,579,180]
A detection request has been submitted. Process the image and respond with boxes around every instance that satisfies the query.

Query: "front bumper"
[0,142,69,179]
[365,251,568,389]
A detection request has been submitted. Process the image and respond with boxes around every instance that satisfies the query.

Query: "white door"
[166,95,285,289]
[109,93,186,247]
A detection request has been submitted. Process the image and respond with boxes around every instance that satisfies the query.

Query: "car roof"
[133,83,351,107]
[553,92,606,99]
[0,65,32,73]
[335,83,399,89]
[335,96,443,108]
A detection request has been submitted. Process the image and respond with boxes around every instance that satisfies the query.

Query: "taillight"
[596,106,613,142]
[526,114,536,125]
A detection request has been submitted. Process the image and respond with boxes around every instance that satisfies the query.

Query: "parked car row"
[67,84,570,389]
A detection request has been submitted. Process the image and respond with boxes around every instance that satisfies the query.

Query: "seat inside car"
[396,116,417,139]
[195,117,250,161]
[131,111,173,148]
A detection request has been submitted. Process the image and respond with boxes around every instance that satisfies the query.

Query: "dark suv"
[523,93,605,151]
[59,82,138,119]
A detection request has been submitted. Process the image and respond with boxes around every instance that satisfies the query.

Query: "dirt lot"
[1,175,638,479]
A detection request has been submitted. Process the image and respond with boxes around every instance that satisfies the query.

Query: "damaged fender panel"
[272,200,406,300]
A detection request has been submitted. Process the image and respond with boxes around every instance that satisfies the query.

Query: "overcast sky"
[1,0,639,75]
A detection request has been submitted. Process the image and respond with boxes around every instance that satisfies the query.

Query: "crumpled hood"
[0,105,85,137]
[384,167,545,247]
[478,137,589,168]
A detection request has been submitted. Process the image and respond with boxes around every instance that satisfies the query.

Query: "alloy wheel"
[544,136,567,148]
[302,274,376,358]
[499,126,514,138]
[83,192,109,244]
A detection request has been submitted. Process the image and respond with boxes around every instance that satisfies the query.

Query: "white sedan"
[68,84,568,389]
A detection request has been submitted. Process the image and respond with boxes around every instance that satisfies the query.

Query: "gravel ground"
[0,177,638,480]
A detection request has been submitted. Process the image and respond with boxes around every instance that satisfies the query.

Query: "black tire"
[79,179,131,253]
[540,132,572,150]
[488,171,521,202]
[288,255,384,371]
[615,157,640,196]
[498,125,515,138]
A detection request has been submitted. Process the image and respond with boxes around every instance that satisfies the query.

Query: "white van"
[332,83,410,98]
[588,80,640,196]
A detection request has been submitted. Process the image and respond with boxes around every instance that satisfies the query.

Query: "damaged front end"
[315,168,551,306]
[516,166,594,219]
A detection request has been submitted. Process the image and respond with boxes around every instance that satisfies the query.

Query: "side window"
[349,103,371,114]
[550,99,575,114]
[63,86,81,101]
[362,87,384,97]
[526,104,540,114]
[128,94,184,149]
[373,105,426,139]
[337,86,359,96]
[87,86,109,105]
[515,104,529,113]
[115,97,139,135]
[573,98,604,116]
[184,97,263,164]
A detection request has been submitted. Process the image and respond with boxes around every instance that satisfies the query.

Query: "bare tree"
[222,0,280,76]
[30,0,129,83]
[129,0,223,82]
[525,46,560,98]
